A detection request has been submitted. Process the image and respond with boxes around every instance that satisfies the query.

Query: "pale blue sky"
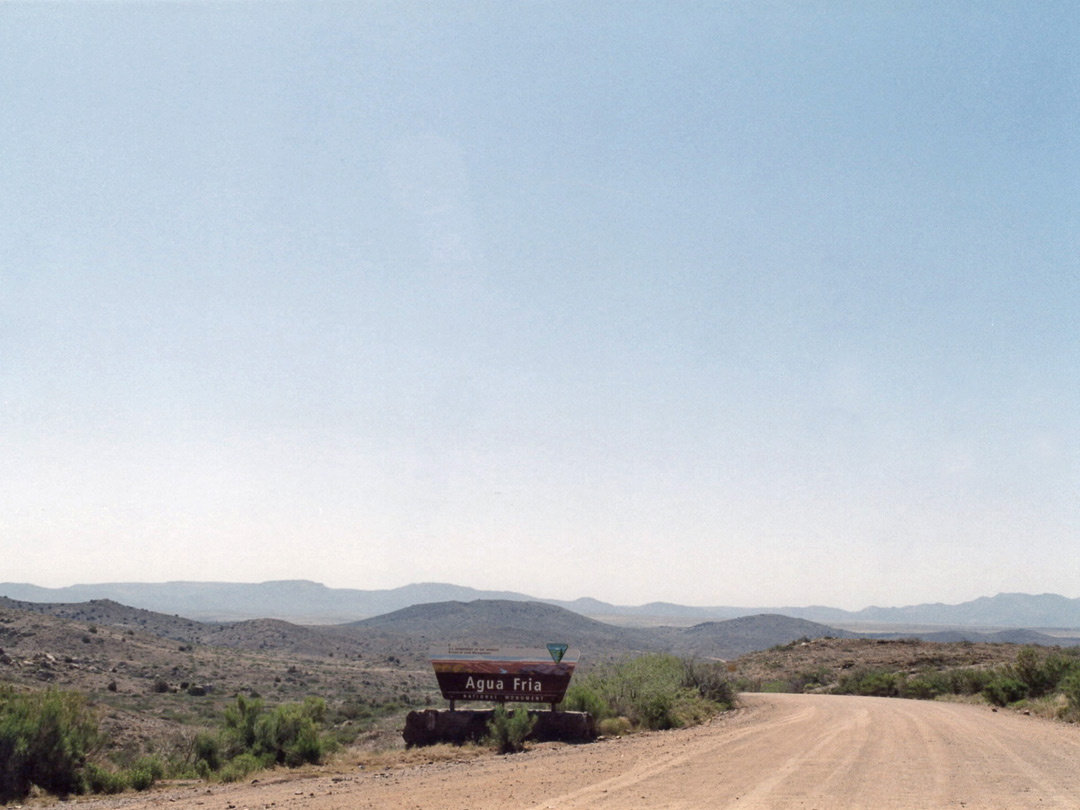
[2,2,1078,610]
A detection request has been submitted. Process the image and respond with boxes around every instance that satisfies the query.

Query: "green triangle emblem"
[547,643,568,663]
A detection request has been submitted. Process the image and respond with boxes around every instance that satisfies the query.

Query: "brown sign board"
[429,644,580,704]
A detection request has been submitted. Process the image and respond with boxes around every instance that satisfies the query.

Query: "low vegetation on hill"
[734,637,1080,720]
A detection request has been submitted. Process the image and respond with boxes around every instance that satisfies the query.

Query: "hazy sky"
[2,2,1078,610]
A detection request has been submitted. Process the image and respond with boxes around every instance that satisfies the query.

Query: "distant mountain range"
[3,580,1080,630]
[2,593,1071,664]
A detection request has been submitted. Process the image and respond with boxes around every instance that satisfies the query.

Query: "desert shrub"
[567,654,732,731]
[328,697,406,745]
[1059,670,1080,714]
[789,667,834,693]
[682,660,738,707]
[83,763,128,794]
[593,654,689,729]
[218,752,268,783]
[597,716,632,737]
[1013,647,1043,694]
[212,694,328,774]
[731,676,758,692]
[0,686,100,802]
[900,677,939,701]
[129,767,154,791]
[128,755,164,791]
[948,668,994,696]
[901,670,952,701]
[632,655,697,726]
[222,693,263,756]
[638,691,678,729]
[1044,652,1080,687]
[562,683,613,721]
[752,669,832,694]
[192,731,222,771]
[253,698,326,766]
[983,675,1028,707]
[1011,648,1080,699]
[834,669,900,697]
[484,705,537,754]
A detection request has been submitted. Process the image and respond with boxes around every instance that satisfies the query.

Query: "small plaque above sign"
[547,643,569,663]
[428,644,580,704]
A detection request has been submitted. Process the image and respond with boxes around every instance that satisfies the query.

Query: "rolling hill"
[5,581,1080,632]
[346,598,661,662]
[660,615,859,659]
[1,595,865,664]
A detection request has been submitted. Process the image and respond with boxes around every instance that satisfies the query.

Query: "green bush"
[638,691,678,730]
[128,765,155,792]
[613,654,689,728]
[788,667,833,693]
[948,668,994,696]
[484,705,537,754]
[0,686,100,802]
[84,763,128,795]
[682,660,738,707]
[984,676,1028,707]
[564,654,733,732]
[562,683,613,721]
[1060,669,1080,713]
[128,756,164,791]
[254,699,326,766]
[0,688,166,800]
[219,752,269,783]
[1011,648,1080,699]
[192,731,222,772]
[214,694,328,774]
[900,670,952,701]
[835,670,900,697]
[222,693,263,756]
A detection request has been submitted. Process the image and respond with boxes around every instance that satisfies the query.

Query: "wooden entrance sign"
[429,643,579,705]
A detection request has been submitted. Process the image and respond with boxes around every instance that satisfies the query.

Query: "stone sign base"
[403,708,596,748]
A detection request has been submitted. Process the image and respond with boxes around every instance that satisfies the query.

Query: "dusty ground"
[58,693,1080,810]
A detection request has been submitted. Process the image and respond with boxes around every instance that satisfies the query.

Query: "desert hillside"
[5,592,1075,809]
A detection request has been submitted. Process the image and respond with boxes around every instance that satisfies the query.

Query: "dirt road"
[81,694,1080,809]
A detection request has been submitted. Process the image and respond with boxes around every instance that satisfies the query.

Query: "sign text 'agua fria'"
[429,644,580,704]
